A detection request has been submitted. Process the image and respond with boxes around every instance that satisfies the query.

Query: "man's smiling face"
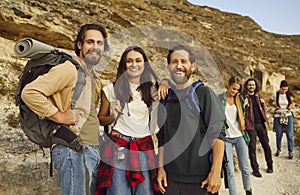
[78,29,104,66]
[168,49,195,86]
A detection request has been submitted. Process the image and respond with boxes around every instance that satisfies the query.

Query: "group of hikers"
[20,23,295,195]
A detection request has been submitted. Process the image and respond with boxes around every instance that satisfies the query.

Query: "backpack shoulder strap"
[286,91,292,108]
[276,90,292,108]
[68,55,86,109]
[186,80,204,114]
[162,88,173,108]
[164,80,204,113]
[60,52,81,69]
[186,80,207,132]
[276,91,280,106]
[71,67,86,108]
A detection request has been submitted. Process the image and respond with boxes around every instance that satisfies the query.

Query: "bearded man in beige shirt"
[21,24,109,195]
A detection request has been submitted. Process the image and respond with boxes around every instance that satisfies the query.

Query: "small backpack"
[163,80,229,188]
[276,91,292,108]
[275,91,292,126]
[15,49,86,152]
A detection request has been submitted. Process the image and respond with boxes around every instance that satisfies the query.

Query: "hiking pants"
[247,123,273,172]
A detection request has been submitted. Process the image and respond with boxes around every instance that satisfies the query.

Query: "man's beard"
[170,69,192,85]
[247,87,255,93]
[83,49,102,66]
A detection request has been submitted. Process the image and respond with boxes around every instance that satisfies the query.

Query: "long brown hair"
[114,46,159,108]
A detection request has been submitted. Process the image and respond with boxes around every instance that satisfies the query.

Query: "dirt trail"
[219,131,300,195]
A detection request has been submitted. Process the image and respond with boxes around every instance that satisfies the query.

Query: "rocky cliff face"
[1,0,300,86]
[0,0,299,194]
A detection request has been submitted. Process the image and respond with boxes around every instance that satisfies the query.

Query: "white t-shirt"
[225,102,242,138]
[102,82,159,138]
[270,92,292,117]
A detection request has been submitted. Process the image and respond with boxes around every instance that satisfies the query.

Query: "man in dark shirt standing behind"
[239,78,273,178]
[157,45,226,195]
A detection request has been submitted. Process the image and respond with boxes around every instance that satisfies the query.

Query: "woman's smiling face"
[126,50,145,80]
[227,82,241,97]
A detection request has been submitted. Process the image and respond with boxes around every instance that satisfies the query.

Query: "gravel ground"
[219,131,300,195]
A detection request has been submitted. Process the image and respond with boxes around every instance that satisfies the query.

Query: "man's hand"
[48,108,81,125]
[157,167,168,194]
[201,170,221,194]
[158,80,170,100]
[201,139,224,194]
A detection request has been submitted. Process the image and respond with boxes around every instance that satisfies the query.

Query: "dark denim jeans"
[247,123,273,172]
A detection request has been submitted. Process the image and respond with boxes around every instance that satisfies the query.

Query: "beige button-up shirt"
[21,56,102,145]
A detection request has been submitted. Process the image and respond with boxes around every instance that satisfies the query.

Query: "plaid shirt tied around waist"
[95,134,159,195]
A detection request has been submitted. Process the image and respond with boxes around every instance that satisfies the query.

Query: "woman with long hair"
[218,76,252,195]
[96,46,161,195]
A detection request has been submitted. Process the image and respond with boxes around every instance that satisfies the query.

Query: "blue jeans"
[106,135,154,195]
[274,116,294,152]
[52,144,101,195]
[225,136,251,195]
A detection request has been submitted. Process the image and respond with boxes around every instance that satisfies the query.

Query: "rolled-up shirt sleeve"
[21,61,77,118]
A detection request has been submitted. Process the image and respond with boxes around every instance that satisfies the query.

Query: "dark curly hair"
[243,77,261,93]
[74,24,109,56]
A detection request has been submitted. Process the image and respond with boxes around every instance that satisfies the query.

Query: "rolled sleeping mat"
[14,37,74,59]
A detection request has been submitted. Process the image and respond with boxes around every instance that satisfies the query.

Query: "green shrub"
[6,113,20,128]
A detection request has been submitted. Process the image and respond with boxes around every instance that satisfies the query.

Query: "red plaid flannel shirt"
[240,92,269,130]
[95,134,159,195]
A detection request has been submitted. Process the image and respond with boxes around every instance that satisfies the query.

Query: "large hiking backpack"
[163,80,229,188]
[15,39,86,152]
